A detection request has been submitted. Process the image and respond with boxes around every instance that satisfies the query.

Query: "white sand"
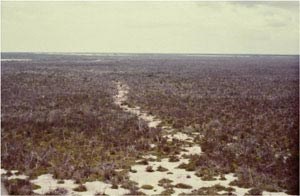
[1,59,32,61]
[7,174,28,180]
[263,191,288,196]
[84,181,129,195]
[31,174,129,195]
[142,154,158,159]
[1,169,28,180]
[31,174,77,194]
[114,82,162,129]
[1,167,130,195]
[1,169,7,175]
[166,132,194,142]
[180,145,202,156]
[130,158,251,195]
[150,144,156,148]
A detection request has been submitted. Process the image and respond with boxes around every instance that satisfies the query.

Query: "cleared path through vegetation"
[114,81,288,196]
[114,82,246,195]
[0,82,289,195]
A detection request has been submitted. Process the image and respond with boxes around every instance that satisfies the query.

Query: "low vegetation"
[3,179,35,195]
[174,183,192,189]
[73,184,87,192]
[1,53,298,194]
[181,184,235,195]
[141,184,154,190]
[1,55,164,193]
[125,55,299,194]
[45,188,68,195]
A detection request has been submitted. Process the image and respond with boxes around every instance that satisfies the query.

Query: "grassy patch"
[245,188,263,195]
[182,184,235,195]
[45,188,68,195]
[161,188,175,195]
[168,155,180,162]
[57,180,65,184]
[141,184,154,190]
[157,165,168,172]
[174,183,192,189]
[4,179,34,195]
[146,166,154,172]
[73,184,87,192]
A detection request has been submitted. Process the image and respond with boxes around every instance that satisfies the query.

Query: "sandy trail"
[0,82,288,195]
[113,81,288,196]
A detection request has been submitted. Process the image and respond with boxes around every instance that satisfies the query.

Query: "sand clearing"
[1,168,129,195]
[31,174,129,195]
[113,82,288,196]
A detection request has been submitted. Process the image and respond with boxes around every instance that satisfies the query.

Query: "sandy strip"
[113,82,288,196]
[1,59,32,61]
[31,174,129,195]
[0,82,289,196]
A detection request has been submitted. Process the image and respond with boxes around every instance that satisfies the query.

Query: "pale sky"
[1,1,299,54]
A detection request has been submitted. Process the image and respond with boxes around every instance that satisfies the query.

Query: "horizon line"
[1,51,299,56]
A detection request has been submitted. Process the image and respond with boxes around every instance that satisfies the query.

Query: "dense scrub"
[124,55,299,194]
[1,59,163,188]
[1,53,299,194]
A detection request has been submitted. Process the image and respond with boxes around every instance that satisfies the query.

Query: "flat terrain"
[1,53,299,195]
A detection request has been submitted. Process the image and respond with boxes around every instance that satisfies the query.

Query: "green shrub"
[157,165,168,172]
[141,184,154,190]
[73,184,87,192]
[175,183,192,189]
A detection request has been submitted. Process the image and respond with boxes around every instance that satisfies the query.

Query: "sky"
[1,1,299,54]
